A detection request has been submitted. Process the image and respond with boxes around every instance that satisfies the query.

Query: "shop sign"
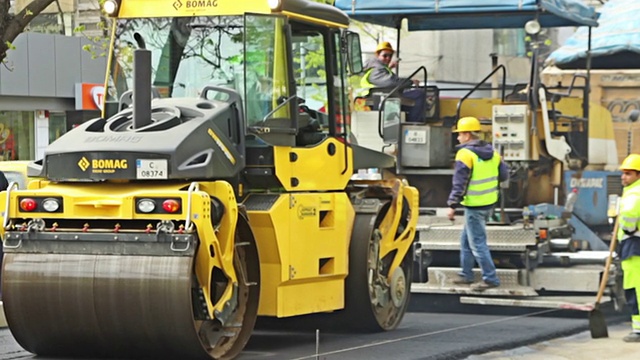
[75,83,105,111]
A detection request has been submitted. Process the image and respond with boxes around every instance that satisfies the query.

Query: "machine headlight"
[42,198,61,212]
[524,20,541,35]
[18,197,63,213]
[103,0,119,15]
[267,0,281,11]
[135,197,182,214]
[137,198,156,213]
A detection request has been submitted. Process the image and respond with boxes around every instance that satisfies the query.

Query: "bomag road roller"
[0,1,419,359]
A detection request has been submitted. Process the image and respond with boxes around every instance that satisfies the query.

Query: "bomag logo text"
[78,157,128,174]
[92,159,128,170]
[186,0,218,8]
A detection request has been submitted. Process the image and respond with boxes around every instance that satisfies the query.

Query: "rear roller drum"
[342,203,413,331]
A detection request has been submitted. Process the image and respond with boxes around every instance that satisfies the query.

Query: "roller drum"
[2,253,212,359]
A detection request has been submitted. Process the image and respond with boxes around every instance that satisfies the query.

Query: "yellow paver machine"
[0,1,419,359]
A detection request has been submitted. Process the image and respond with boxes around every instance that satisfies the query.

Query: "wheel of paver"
[2,214,260,360]
[342,199,413,331]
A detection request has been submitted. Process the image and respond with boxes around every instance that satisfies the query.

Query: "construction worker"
[447,116,509,291]
[360,41,426,122]
[617,153,640,342]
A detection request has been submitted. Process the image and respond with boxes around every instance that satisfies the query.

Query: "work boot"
[470,281,499,292]
[623,332,640,343]
[452,276,474,285]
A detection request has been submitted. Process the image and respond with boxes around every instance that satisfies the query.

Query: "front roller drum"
[2,228,260,359]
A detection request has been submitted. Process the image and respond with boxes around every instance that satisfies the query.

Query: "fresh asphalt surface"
[0,294,628,360]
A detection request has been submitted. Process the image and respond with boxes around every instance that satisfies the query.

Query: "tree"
[0,0,57,63]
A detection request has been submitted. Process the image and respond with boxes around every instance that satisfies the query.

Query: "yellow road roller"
[0,0,418,359]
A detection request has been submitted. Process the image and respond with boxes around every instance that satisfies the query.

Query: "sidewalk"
[468,322,637,360]
[0,302,5,328]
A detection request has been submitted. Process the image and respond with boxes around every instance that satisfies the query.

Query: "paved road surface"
[0,294,627,360]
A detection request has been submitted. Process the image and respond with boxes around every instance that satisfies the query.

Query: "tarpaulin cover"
[334,0,599,30]
[547,0,640,69]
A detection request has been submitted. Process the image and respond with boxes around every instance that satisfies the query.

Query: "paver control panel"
[492,104,530,161]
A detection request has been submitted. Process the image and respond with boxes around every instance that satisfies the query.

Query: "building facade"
[0,32,106,161]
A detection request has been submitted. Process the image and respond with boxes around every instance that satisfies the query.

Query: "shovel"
[589,215,619,339]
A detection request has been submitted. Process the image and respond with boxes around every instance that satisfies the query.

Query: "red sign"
[75,83,105,111]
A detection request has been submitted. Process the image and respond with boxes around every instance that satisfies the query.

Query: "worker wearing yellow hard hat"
[617,153,640,342]
[452,116,482,133]
[447,116,508,291]
[359,41,426,122]
[375,41,395,54]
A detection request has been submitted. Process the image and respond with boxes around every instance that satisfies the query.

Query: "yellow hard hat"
[453,117,482,133]
[620,154,640,171]
[376,41,394,54]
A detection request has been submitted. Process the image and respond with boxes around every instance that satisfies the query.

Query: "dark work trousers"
[401,88,427,122]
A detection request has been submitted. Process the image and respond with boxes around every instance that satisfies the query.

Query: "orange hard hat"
[376,41,395,54]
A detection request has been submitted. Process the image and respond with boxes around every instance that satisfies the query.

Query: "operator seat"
[355,85,440,124]
[355,87,416,110]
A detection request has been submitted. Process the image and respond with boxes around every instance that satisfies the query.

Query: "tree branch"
[3,0,56,44]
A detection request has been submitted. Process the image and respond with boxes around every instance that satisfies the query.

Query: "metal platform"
[412,264,607,296]
[413,267,538,296]
[417,224,537,252]
[459,296,600,311]
[412,283,538,296]
[529,265,604,292]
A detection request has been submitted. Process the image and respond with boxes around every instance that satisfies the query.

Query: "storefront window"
[49,112,67,142]
[0,111,35,161]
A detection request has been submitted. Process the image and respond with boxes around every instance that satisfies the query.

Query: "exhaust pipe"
[133,33,152,129]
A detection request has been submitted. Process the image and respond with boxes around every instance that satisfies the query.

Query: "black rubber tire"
[340,209,413,332]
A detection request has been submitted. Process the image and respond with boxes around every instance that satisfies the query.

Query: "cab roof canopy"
[334,0,598,30]
[285,0,349,27]
[114,0,348,27]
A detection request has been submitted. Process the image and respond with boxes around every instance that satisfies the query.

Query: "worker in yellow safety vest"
[447,116,509,291]
[617,153,640,342]
[360,41,426,122]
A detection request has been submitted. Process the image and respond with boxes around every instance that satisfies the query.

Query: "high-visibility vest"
[358,66,393,97]
[617,179,640,242]
[460,148,500,207]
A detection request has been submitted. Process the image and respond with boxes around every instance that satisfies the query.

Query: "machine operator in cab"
[446,117,508,291]
[360,41,427,123]
[617,154,640,342]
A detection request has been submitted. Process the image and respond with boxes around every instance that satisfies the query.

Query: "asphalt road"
[0,294,628,360]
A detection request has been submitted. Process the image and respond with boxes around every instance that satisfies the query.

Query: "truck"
[0,1,419,359]
[335,0,627,309]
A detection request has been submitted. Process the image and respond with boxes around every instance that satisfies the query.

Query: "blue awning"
[334,0,599,30]
[548,0,640,69]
